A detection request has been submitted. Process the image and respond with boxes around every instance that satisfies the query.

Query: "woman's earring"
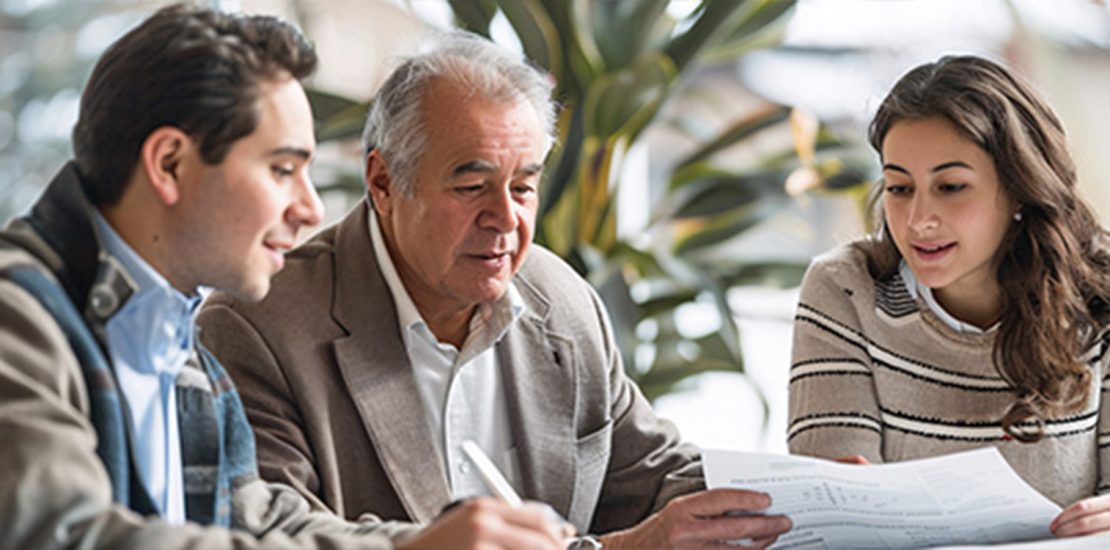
[1013,211,1023,222]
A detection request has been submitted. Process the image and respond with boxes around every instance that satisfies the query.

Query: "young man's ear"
[365,149,395,218]
[138,126,194,206]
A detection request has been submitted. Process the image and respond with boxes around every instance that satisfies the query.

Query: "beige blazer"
[198,200,702,534]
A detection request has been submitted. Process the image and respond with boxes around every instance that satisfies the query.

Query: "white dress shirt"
[369,208,525,500]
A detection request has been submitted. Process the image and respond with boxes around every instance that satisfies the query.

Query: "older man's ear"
[365,149,395,217]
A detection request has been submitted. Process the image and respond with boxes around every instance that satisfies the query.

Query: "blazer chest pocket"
[567,421,613,530]
[576,421,612,477]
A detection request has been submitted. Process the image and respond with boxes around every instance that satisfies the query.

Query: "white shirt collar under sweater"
[899,260,997,335]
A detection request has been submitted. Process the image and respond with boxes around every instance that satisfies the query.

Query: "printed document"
[703,447,1062,549]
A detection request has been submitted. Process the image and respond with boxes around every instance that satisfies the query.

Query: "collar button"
[88,286,119,319]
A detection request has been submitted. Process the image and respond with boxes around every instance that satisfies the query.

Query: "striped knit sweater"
[788,243,1110,507]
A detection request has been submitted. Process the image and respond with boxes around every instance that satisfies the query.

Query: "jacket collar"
[4,162,136,340]
[330,200,452,523]
[495,282,579,523]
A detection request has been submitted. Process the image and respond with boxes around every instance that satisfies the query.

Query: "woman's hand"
[833,455,870,465]
[1051,494,1110,537]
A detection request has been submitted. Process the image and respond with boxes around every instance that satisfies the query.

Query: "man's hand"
[1051,494,1110,538]
[398,498,565,550]
[599,489,792,549]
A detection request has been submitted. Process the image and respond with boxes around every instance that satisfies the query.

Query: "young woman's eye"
[272,165,294,178]
[938,183,967,193]
[884,184,911,195]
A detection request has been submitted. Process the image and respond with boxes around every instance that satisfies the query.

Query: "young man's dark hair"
[72,3,317,205]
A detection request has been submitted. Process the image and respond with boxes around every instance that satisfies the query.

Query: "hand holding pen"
[396,441,572,550]
[461,440,578,540]
[397,498,567,550]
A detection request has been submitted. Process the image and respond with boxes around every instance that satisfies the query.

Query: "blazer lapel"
[329,201,451,523]
[498,290,578,520]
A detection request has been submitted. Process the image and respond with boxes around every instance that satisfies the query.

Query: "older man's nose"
[479,185,519,233]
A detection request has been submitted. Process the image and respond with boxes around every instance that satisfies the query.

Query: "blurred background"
[2,0,1108,454]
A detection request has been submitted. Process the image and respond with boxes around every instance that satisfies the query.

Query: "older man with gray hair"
[199,31,791,548]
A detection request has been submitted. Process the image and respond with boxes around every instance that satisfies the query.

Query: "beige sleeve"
[585,284,703,534]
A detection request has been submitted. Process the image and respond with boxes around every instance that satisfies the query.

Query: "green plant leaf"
[307,87,370,142]
[665,168,787,220]
[592,259,640,371]
[664,0,748,73]
[757,126,848,170]
[719,261,807,288]
[498,0,563,79]
[820,159,870,191]
[709,282,744,361]
[448,0,498,37]
[318,106,371,143]
[538,173,580,257]
[573,135,618,250]
[639,291,699,318]
[540,106,585,223]
[693,331,742,366]
[537,0,600,96]
[582,53,676,139]
[306,88,362,121]
[667,0,799,77]
[580,241,672,294]
[704,0,797,62]
[567,0,604,70]
[586,0,673,70]
[674,104,790,171]
[672,199,786,255]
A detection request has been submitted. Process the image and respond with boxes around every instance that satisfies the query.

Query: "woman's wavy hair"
[857,55,1110,441]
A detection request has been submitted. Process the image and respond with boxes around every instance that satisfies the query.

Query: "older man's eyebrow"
[516,163,543,178]
[451,160,545,179]
[452,160,498,178]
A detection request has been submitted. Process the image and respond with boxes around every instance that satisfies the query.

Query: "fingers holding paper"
[834,455,871,465]
[599,488,793,548]
[1051,493,1110,538]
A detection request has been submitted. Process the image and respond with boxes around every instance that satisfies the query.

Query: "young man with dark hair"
[0,4,564,548]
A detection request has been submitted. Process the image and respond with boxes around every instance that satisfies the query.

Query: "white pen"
[461,440,524,507]
[460,440,577,538]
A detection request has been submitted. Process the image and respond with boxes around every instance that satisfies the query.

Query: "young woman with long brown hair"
[788,55,1110,537]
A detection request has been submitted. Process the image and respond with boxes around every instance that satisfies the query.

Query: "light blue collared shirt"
[91,211,200,524]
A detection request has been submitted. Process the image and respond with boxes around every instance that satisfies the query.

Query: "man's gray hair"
[361,31,557,196]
